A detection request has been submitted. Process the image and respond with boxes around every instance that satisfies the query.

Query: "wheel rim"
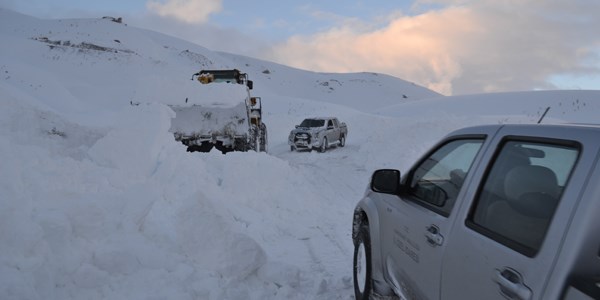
[322,138,327,151]
[341,136,345,146]
[356,242,367,293]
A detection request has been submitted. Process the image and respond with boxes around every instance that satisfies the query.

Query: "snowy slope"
[1,8,599,300]
[379,90,600,124]
[221,52,442,112]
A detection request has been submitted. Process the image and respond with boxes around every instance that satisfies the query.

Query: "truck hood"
[290,127,324,135]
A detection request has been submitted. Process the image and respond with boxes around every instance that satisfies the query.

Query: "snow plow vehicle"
[169,69,267,153]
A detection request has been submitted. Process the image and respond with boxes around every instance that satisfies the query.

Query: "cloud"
[146,0,222,24]
[266,1,600,95]
[130,13,270,55]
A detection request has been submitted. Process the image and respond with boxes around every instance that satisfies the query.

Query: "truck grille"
[295,133,311,144]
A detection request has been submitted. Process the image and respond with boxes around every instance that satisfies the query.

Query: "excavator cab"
[192,69,253,89]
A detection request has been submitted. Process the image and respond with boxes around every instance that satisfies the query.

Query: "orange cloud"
[268,1,600,95]
[270,7,477,95]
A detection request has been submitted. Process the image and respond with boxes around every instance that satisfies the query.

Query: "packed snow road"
[246,110,484,299]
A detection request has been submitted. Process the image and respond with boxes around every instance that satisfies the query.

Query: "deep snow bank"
[0,98,356,299]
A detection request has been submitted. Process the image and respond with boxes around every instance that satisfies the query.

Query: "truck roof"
[445,123,600,140]
[305,117,338,120]
[456,123,600,131]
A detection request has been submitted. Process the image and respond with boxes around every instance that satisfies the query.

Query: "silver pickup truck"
[352,123,600,300]
[288,117,347,152]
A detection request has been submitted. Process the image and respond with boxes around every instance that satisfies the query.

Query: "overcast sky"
[2,0,599,95]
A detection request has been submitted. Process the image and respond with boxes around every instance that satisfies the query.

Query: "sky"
[1,7,600,299]
[2,0,600,96]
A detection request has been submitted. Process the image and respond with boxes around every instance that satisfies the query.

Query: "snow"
[1,8,599,300]
[169,102,250,137]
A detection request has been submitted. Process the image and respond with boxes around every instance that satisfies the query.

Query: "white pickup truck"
[288,117,347,152]
[352,123,600,300]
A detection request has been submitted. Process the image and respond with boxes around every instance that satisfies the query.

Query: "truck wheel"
[250,124,259,151]
[353,225,372,300]
[339,135,346,147]
[260,123,268,152]
[290,145,295,152]
[319,137,328,153]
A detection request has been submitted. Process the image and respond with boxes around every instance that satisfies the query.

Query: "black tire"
[353,225,372,300]
[290,145,295,152]
[234,138,249,152]
[319,137,328,153]
[260,123,268,152]
[339,135,346,147]
[249,124,259,151]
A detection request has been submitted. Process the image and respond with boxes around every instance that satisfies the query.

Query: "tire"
[339,135,346,147]
[319,137,328,153]
[249,124,259,151]
[353,225,372,300]
[234,138,249,152]
[290,145,295,152]
[260,123,268,152]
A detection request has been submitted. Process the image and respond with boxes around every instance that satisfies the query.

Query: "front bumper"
[289,132,320,149]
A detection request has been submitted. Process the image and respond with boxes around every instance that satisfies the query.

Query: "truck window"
[300,119,324,127]
[468,140,579,256]
[408,139,484,216]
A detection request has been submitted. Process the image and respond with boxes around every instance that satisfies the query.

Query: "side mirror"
[371,169,401,194]
[295,125,299,128]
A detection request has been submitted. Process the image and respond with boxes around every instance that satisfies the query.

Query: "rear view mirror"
[371,169,401,194]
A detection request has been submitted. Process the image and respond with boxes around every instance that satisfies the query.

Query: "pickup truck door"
[441,126,597,299]
[378,136,487,299]
[326,119,338,142]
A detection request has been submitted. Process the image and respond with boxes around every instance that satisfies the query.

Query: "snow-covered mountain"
[1,8,599,300]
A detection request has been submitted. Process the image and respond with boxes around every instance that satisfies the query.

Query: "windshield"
[299,119,325,127]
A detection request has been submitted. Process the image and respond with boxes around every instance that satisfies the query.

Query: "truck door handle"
[425,225,444,246]
[494,268,532,300]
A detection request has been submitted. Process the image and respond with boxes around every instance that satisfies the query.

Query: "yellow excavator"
[169,69,267,153]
